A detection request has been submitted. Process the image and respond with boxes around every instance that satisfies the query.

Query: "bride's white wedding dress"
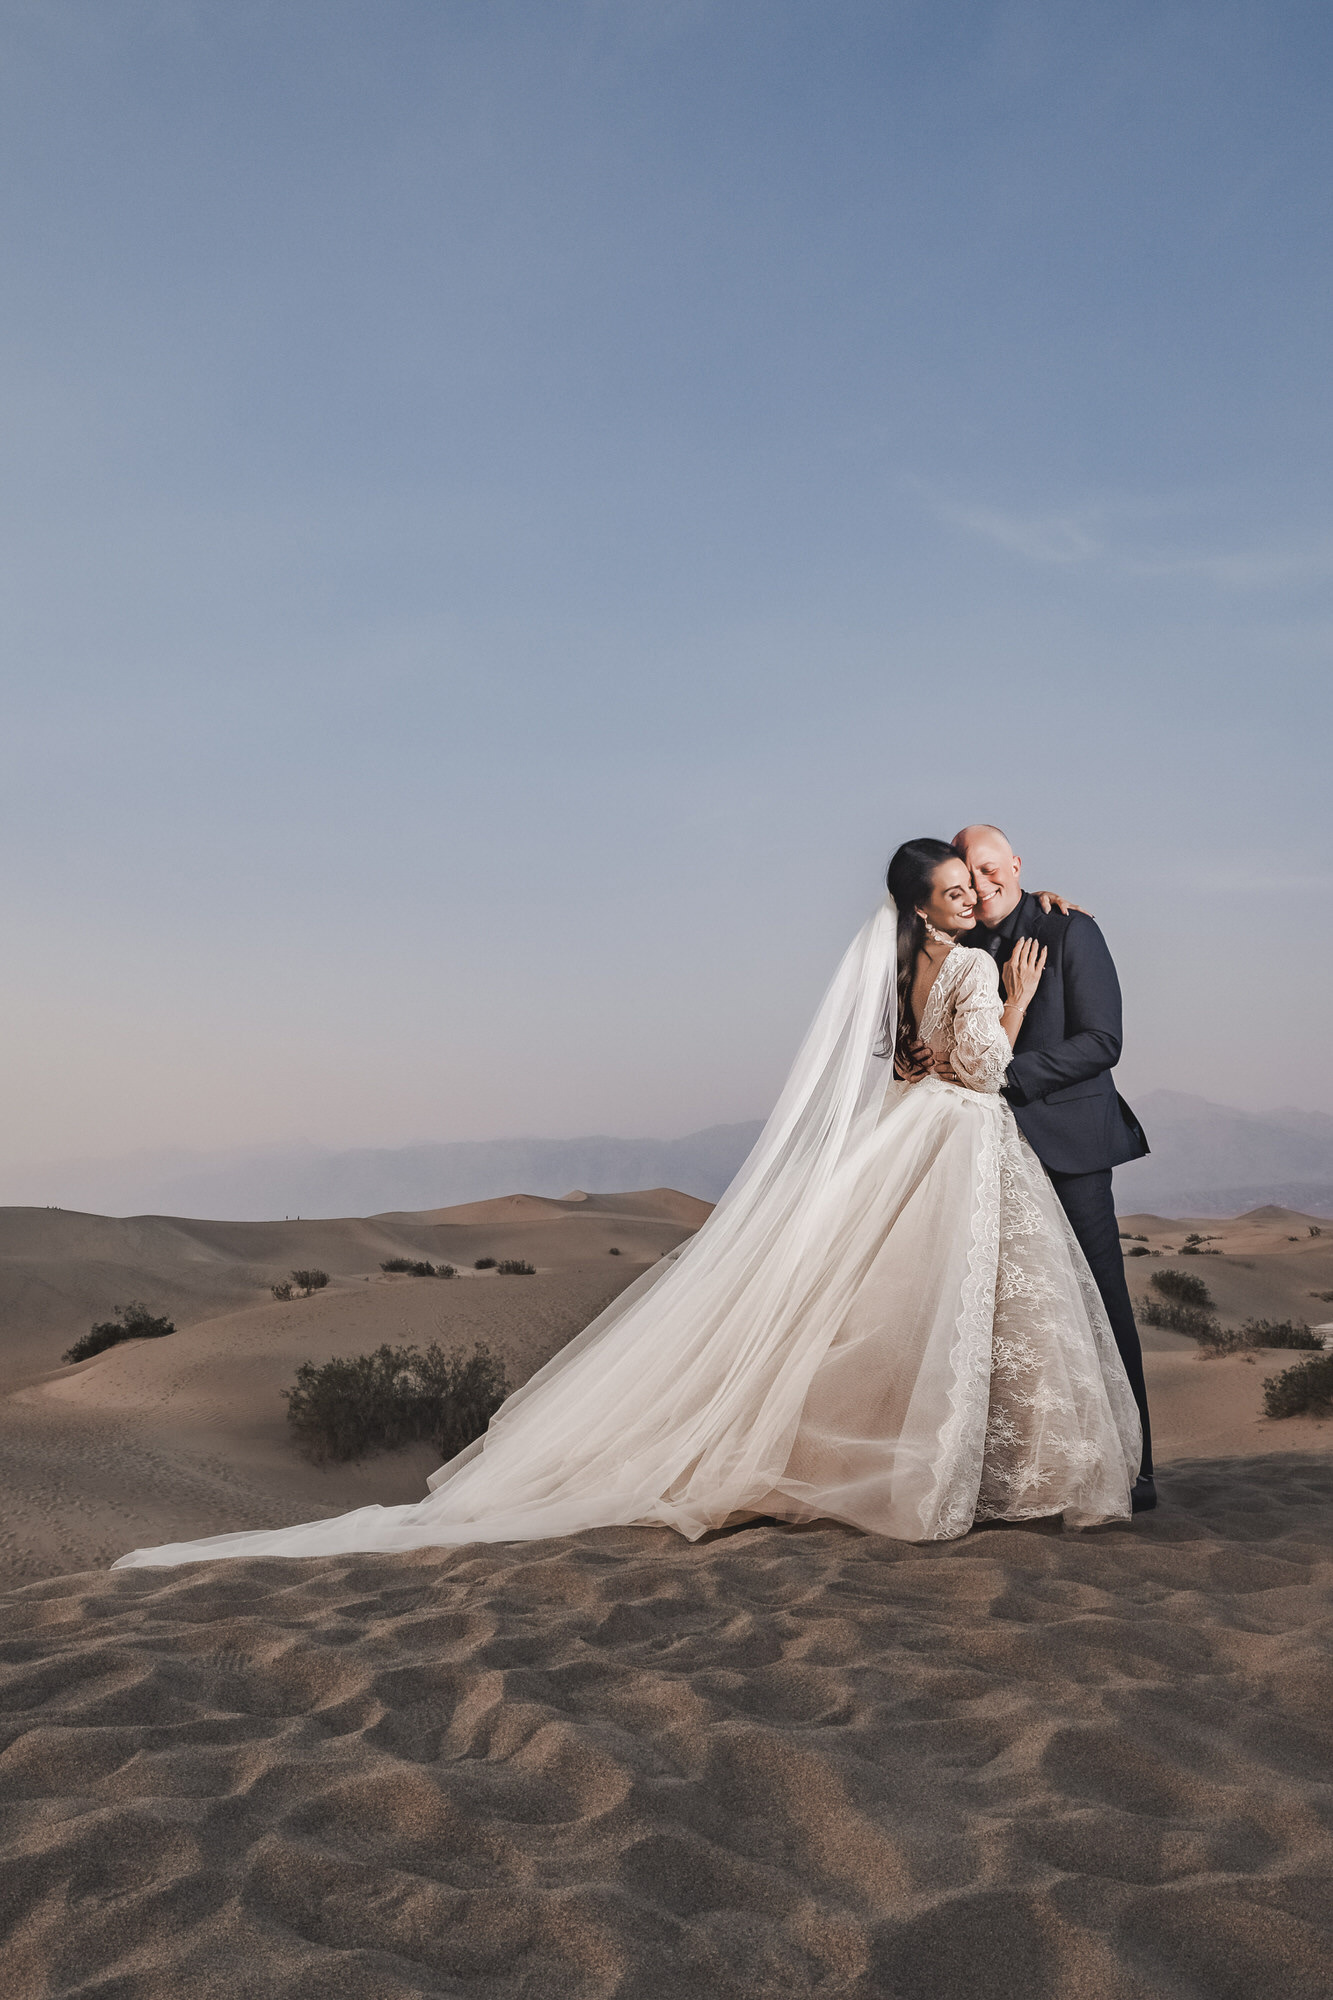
[114,906,1138,1568]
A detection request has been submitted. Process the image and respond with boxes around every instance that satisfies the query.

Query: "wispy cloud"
[934,495,1333,590]
[937,504,1105,565]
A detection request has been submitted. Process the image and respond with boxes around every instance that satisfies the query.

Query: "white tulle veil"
[417,895,903,1529]
[468,898,896,1419]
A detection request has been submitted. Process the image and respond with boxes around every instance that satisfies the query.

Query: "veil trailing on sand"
[412,895,903,1533]
[115,899,905,1562]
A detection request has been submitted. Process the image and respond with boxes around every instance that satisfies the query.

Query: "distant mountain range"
[4,1125,767,1221]
[5,1092,1331,1221]
[1115,1091,1333,1217]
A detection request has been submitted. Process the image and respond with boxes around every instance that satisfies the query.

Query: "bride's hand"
[1003,938,1047,1011]
[1034,890,1092,915]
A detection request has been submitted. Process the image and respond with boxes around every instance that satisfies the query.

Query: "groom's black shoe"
[1131,1474,1158,1514]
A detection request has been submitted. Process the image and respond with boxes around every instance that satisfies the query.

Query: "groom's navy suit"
[967,892,1153,1476]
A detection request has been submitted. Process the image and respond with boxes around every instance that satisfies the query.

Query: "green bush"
[1141,1302,1326,1359]
[283,1341,509,1464]
[271,1281,294,1301]
[496,1259,535,1275]
[1262,1353,1333,1419]
[474,1257,497,1270]
[1150,1269,1213,1308]
[64,1302,176,1365]
[1192,1322,1249,1356]
[1241,1320,1323,1351]
[380,1258,455,1278]
[1127,1245,1150,1256]
[291,1269,330,1295]
[1139,1298,1222,1342]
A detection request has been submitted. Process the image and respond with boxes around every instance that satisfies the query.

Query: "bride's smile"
[916,855,979,936]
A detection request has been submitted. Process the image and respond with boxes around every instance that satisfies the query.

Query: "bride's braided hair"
[881,838,959,1064]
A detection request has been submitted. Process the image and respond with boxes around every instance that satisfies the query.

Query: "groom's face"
[954,827,1023,928]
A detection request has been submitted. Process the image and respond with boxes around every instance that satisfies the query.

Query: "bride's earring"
[919,915,955,947]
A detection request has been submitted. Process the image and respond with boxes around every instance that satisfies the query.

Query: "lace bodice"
[917,946,1012,1093]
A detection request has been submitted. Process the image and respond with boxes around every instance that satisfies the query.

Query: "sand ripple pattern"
[2,1456,1332,1999]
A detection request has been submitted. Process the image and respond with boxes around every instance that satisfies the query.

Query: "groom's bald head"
[953,824,1023,928]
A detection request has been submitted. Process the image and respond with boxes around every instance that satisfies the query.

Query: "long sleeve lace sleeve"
[947,951,1012,1093]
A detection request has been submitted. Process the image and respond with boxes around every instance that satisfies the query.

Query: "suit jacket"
[966,891,1149,1177]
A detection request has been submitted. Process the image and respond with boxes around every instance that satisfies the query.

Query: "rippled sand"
[3,1455,1332,1999]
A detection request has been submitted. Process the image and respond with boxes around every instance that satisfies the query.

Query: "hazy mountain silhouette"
[8,1092,1332,1221]
[8,1125,766,1220]
[1115,1091,1333,1216]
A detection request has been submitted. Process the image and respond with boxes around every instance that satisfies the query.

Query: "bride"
[114,838,1139,1568]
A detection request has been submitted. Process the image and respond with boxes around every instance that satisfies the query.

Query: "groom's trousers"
[1047,1166,1153,1478]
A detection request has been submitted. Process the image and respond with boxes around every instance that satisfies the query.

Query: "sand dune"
[2,1457,1331,1998]
[2,1196,1333,1994]
[1119,1205,1333,1338]
[0,1189,710,1384]
[0,1191,707,1589]
[2,1197,1331,1591]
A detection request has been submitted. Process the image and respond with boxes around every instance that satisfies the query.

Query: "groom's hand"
[1034,889,1092,916]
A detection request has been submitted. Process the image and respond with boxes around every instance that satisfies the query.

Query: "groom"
[950,824,1156,1512]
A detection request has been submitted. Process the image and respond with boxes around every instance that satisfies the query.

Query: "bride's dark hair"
[882,837,959,1064]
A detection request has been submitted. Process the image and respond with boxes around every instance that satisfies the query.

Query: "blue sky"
[2,0,1331,1180]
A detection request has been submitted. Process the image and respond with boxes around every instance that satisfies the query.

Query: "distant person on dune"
[117,830,1143,1568]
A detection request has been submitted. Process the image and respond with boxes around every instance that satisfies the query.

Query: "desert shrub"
[496,1259,535,1275]
[1262,1353,1333,1419]
[1311,1291,1333,1303]
[291,1269,330,1295]
[64,1302,175,1365]
[608,1246,621,1255]
[1191,1322,1249,1356]
[1150,1269,1213,1308]
[474,1257,497,1270]
[1310,1226,1323,1238]
[380,1257,454,1278]
[271,1281,294,1301]
[1127,1245,1150,1257]
[283,1341,508,1464]
[1139,1298,1223,1342]
[1142,1305,1326,1358]
[1240,1320,1323,1351]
